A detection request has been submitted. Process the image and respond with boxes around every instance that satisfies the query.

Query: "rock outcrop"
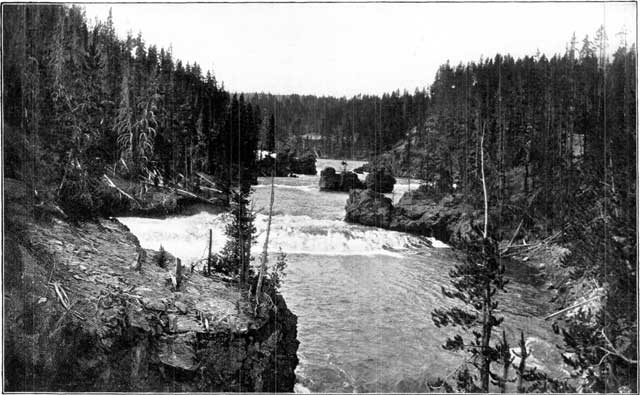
[290,152,317,175]
[364,168,396,193]
[344,189,394,228]
[257,155,291,177]
[391,190,483,244]
[352,163,371,174]
[257,150,317,176]
[345,184,484,245]
[319,167,365,192]
[4,179,299,392]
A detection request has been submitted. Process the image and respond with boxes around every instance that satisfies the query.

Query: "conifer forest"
[2,3,637,393]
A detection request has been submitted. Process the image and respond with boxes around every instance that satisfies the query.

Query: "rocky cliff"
[345,185,484,246]
[4,178,299,392]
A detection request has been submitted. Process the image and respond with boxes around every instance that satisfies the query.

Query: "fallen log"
[200,186,224,194]
[543,295,602,320]
[102,174,142,208]
[195,172,221,191]
[501,219,524,254]
[140,182,218,205]
[174,188,219,205]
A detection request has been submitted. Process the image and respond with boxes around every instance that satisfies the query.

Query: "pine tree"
[219,188,256,286]
[432,126,508,392]
[266,113,276,153]
[432,233,508,391]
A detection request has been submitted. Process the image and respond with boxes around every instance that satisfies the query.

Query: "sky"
[83,2,636,97]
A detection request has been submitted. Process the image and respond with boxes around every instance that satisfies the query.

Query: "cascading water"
[119,158,568,393]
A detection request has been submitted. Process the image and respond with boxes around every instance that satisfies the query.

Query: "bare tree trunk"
[255,166,276,310]
[500,330,510,393]
[207,229,212,275]
[480,123,488,238]
[480,122,491,392]
[517,331,528,392]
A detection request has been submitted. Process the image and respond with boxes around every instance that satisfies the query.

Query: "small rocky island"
[319,167,365,191]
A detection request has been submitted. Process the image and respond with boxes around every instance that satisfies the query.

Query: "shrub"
[270,249,288,291]
[156,245,169,268]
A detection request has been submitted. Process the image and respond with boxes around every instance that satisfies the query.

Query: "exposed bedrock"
[345,186,484,245]
[4,178,299,392]
[319,167,365,192]
[364,168,396,193]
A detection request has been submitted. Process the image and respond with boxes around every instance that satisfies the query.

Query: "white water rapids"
[119,158,569,392]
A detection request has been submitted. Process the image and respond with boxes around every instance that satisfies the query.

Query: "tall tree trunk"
[480,122,491,392]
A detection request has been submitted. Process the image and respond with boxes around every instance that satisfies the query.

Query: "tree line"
[2,3,281,315]
[3,4,262,215]
[246,89,430,158]
[424,29,635,236]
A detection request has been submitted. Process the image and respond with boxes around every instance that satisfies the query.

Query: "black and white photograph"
[2,1,637,392]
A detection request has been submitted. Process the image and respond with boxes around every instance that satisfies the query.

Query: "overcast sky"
[84,2,636,97]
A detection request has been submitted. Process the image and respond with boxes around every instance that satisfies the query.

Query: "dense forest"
[3,4,262,216]
[424,30,636,234]
[406,31,637,392]
[2,4,636,391]
[247,90,430,158]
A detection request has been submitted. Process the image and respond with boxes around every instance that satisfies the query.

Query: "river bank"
[4,178,299,391]
[343,184,589,317]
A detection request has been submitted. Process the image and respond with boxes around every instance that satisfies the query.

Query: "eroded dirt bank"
[4,178,299,392]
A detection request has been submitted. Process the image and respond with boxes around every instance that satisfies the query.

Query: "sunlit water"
[119,158,568,392]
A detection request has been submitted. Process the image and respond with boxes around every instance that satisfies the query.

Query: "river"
[119,158,568,392]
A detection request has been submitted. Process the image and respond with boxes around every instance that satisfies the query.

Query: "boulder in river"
[290,152,317,175]
[365,168,396,193]
[345,188,393,228]
[319,167,365,192]
[257,155,291,177]
[353,163,372,174]
[258,150,317,176]
[391,189,483,244]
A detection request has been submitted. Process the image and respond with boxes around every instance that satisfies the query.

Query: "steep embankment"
[344,184,590,316]
[4,178,299,392]
[345,186,483,246]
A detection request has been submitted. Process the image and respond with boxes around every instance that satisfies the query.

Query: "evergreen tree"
[266,113,276,153]
[432,232,508,391]
[218,188,256,286]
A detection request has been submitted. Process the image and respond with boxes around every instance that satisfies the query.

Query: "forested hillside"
[3,4,261,216]
[2,3,637,392]
[368,31,637,391]
[367,32,636,235]
[246,90,430,158]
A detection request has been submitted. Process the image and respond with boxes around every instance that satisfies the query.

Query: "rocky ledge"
[319,167,365,192]
[4,178,299,392]
[345,185,483,245]
[364,168,396,193]
[257,150,317,177]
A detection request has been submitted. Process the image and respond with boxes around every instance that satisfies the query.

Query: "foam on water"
[119,212,228,263]
[119,211,438,262]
